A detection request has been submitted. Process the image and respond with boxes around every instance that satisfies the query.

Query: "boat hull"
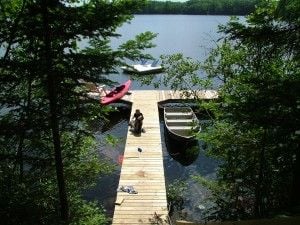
[165,125,196,142]
[100,80,131,105]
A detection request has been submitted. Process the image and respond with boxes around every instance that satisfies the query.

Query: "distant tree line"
[138,0,259,15]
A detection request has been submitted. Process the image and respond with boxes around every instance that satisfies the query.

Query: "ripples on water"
[85,104,219,222]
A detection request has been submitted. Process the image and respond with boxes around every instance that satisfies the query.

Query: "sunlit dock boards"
[120,89,218,103]
[112,90,217,225]
[112,91,168,225]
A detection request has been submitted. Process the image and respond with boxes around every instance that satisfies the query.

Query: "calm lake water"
[113,15,229,59]
[85,15,230,223]
[107,15,231,89]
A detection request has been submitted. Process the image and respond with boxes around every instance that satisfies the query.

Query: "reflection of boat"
[100,80,131,105]
[164,125,199,166]
[121,60,163,74]
[164,107,200,142]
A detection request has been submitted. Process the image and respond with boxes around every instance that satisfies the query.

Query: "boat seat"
[167,126,195,130]
[165,112,192,115]
[165,112,193,119]
[166,119,196,126]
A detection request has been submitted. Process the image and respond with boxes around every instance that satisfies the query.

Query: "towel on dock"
[117,185,138,194]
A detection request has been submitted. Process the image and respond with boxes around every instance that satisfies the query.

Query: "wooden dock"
[112,91,168,224]
[112,90,217,225]
[120,90,218,103]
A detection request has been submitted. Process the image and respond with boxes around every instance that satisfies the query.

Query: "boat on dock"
[121,59,163,74]
[100,80,131,105]
[164,107,200,142]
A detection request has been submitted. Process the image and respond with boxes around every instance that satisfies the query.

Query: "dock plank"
[112,91,169,225]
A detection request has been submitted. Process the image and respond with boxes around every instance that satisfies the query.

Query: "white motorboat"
[121,59,163,74]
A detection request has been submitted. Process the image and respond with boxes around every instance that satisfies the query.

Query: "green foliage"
[63,134,114,190]
[199,123,271,219]
[0,0,155,224]
[202,40,247,83]
[146,0,300,221]
[70,198,108,225]
[167,179,187,211]
[118,31,158,61]
[146,53,212,100]
[198,0,300,220]
[192,175,222,195]
[193,172,253,220]
[160,54,202,90]
[185,144,200,159]
[105,134,119,147]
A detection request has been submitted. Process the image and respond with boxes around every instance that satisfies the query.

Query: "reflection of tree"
[167,180,187,216]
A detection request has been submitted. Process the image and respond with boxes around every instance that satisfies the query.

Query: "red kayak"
[100,80,132,105]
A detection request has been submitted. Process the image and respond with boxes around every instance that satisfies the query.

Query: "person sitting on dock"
[131,109,144,134]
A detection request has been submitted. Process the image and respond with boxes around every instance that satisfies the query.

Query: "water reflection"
[164,126,200,166]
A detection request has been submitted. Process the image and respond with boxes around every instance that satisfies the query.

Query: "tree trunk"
[47,74,69,222]
[292,148,300,207]
[255,132,266,218]
[16,131,24,182]
[15,77,33,182]
[42,2,69,222]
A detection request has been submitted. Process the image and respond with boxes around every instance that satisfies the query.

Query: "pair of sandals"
[118,185,138,194]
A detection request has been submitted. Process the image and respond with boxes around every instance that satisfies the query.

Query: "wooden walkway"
[112,91,168,225]
[120,90,218,103]
[112,90,217,225]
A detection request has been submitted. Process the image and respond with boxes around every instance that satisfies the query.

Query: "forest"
[0,0,299,224]
[154,0,300,221]
[0,0,155,224]
[138,0,259,15]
